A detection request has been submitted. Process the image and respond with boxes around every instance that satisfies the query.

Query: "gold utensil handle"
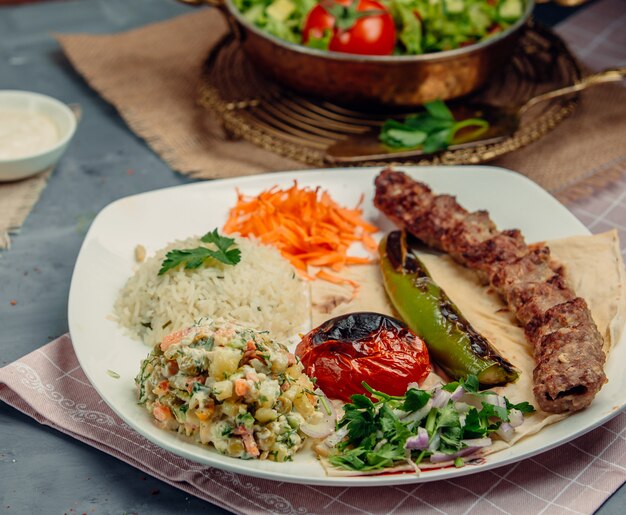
[535,0,591,6]
[519,67,626,114]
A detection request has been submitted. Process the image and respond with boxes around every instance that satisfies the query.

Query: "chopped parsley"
[235,412,255,429]
[191,336,215,351]
[328,376,534,473]
[192,382,210,395]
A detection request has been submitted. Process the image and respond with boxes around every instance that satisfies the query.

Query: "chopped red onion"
[460,437,492,448]
[315,388,336,420]
[401,399,433,424]
[299,420,334,439]
[300,389,337,439]
[405,427,429,450]
[428,451,451,463]
[509,409,524,428]
[428,430,441,452]
[454,401,471,413]
[496,422,515,442]
[484,394,506,409]
[429,436,493,463]
[373,438,388,452]
[429,446,482,463]
[432,388,451,408]
[450,385,464,401]
[322,426,348,448]
[458,392,483,409]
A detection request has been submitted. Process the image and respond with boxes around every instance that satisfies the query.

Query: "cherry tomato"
[303,0,396,56]
[295,312,431,402]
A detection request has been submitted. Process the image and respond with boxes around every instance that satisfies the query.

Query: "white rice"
[114,236,309,346]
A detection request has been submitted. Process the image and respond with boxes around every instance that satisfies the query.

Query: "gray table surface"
[0,0,622,513]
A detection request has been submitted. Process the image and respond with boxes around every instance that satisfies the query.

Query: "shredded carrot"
[223,182,378,296]
[315,270,361,299]
[345,256,376,265]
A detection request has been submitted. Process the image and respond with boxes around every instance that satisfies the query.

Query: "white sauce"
[0,109,59,159]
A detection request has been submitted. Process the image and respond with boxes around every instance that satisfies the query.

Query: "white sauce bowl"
[0,90,78,182]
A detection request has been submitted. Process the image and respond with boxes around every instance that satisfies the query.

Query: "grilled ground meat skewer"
[374,168,607,413]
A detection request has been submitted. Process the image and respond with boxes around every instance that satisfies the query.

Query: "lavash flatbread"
[549,230,626,356]
[311,230,626,456]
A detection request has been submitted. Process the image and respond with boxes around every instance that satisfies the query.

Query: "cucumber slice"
[469,4,491,34]
[242,4,264,24]
[266,0,295,23]
[444,0,465,14]
[498,0,524,23]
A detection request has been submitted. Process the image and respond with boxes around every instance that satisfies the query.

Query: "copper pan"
[181,0,535,108]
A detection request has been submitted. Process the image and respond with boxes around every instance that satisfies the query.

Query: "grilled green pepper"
[380,231,518,386]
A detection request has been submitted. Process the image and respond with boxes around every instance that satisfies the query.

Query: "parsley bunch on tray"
[379,99,490,154]
[159,229,241,276]
[327,376,534,473]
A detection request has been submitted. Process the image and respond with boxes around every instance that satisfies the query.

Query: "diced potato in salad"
[136,319,325,461]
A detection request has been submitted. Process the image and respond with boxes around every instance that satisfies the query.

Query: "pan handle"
[177,0,243,41]
[535,0,590,7]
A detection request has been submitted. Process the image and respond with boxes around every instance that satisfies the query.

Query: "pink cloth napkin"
[0,334,624,515]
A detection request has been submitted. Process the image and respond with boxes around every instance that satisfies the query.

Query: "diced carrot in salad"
[160,327,192,351]
[152,402,172,421]
[234,378,250,397]
[233,426,260,457]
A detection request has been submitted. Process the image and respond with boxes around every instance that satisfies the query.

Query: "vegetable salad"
[136,319,324,461]
[234,0,525,56]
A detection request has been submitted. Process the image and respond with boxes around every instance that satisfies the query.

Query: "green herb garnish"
[158,229,241,275]
[305,28,332,51]
[235,412,255,429]
[327,375,534,473]
[506,398,535,413]
[379,99,490,154]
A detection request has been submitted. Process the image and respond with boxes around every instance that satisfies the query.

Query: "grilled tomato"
[302,0,396,56]
[295,312,431,402]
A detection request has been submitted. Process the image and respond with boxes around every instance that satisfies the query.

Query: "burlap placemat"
[57,11,301,179]
[0,169,51,249]
[54,5,626,199]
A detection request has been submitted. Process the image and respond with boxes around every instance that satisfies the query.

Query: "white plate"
[68,165,626,486]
